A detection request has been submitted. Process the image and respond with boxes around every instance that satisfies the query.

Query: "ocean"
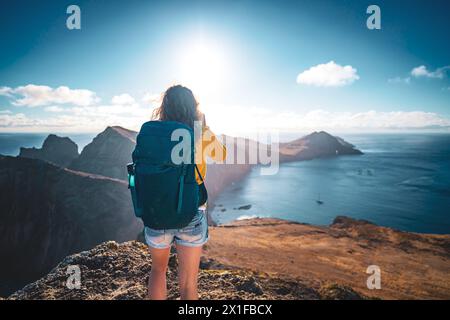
[1,133,449,234]
[211,134,450,234]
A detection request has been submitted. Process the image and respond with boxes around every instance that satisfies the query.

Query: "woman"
[145,85,226,300]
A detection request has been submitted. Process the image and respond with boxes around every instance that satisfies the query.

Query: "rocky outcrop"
[65,128,361,203]
[206,217,450,299]
[19,134,78,167]
[279,131,362,162]
[0,156,142,296]
[69,126,137,181]
[7,241,366,300]
[4,207,449,300]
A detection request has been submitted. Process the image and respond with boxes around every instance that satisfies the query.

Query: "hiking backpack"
[127,120,205,229]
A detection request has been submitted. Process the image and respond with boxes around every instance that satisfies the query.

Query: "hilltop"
[205,217,450,299]
[19,134,79,167]
[279,131,362,161]
[68,126,137,181]
[7,240,366,300]
[6,215,449,300]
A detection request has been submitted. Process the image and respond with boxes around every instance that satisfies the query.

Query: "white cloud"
[0,112,91,129]
[2,106,449,134]
[280,110,450,130]
[142,92,161,105]
[111,93,135,105]
[0,86,13,97]
[388,76,411,84]
[0,84,161,132]
[204,104,450,136]
[295,110,450,130]
[411,65,449,79]
[0,113,40,128]
[296,61,359,87]
[0,107,151,132]
[0,84,99,107]
[44,106,65,113]
[2,83,448,134]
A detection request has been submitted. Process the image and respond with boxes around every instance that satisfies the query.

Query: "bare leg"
[176,244,203,300]
[147,246,171,300]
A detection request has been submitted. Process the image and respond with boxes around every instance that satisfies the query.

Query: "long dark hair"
[152,85,200,129]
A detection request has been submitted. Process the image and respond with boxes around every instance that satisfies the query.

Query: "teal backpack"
[127,121,206,230]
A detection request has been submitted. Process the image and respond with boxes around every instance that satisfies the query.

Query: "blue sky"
[1,0,449,135]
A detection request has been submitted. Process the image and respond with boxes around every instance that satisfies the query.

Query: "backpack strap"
[177,164,187,214]
[194,164,204,183]
[127,163,142,217]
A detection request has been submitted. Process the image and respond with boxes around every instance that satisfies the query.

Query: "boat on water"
[316,193,324,205]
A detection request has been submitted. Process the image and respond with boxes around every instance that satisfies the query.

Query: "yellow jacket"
[195,126,227,184]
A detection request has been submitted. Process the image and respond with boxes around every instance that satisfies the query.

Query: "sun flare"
[177,41,228,101]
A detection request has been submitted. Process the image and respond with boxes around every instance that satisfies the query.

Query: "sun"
[177,41,228,101]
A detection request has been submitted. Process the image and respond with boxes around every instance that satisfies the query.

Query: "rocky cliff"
[7,241,366,300]
[0,156,142,296]
[8,215,449,300]
[69,126,137,181]
[19,134,79,168]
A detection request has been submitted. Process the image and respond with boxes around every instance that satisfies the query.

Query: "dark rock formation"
[0,156,142,296]
[7,241,366,300]
[19,134,78,167]
[69,126,137,181]
[279,131,362,162]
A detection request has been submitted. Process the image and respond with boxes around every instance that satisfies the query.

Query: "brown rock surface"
[6,216,448,300]
[7,241,365,300]
[205,217,450,299]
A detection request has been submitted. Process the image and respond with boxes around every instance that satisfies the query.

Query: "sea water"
[211,134,450,234]
[2,132,449,234]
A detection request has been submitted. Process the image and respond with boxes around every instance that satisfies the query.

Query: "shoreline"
[213,214,450,236]
[210,203,450,235]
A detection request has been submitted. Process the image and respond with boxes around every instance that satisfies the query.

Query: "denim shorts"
[144,208,209,249]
